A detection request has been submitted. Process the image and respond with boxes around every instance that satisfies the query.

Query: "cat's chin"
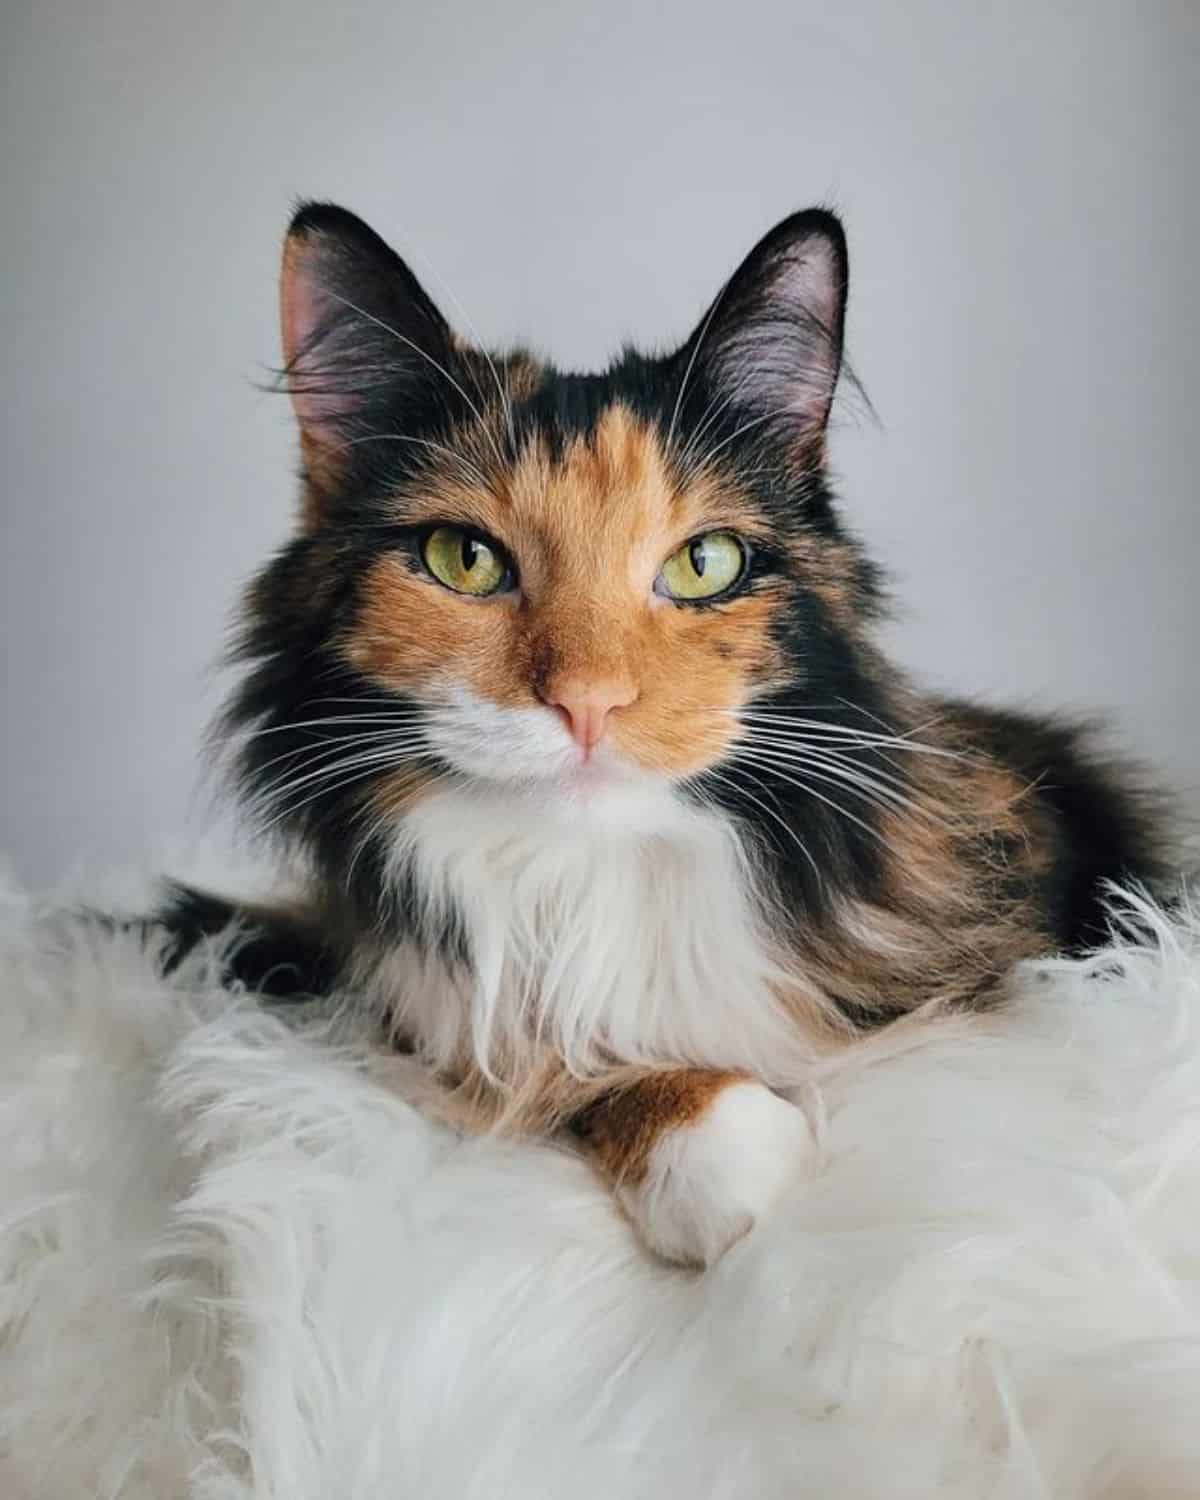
[548,754,637,796]
[441,760,689,838]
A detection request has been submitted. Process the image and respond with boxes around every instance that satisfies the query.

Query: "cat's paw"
[617,1080,814,1267]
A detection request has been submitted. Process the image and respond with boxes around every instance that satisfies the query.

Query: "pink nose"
[542,676,638,752]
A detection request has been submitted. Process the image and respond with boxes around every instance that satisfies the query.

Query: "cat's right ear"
[279,202,456,521]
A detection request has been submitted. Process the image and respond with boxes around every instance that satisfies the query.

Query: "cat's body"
[160,202,1165,1265]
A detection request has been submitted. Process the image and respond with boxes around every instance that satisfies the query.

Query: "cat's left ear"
[673,209,848,465]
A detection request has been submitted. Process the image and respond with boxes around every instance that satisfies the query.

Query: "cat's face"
[345,401,792,794]
[231,203,888,902]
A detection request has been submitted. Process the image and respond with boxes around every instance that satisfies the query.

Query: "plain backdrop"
[2,1,1197,885]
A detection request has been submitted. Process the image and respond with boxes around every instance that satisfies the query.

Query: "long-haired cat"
[158,202,1165,1266]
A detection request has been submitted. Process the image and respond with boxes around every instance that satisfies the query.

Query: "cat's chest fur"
[369,781,821,1083]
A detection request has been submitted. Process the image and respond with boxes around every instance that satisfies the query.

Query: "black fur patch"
[155,882,342,998]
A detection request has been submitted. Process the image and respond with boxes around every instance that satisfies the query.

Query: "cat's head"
[229,203,891,915]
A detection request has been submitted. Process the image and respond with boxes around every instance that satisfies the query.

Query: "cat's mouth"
[430,742,685,836]
[460,743,651,801]
[422,687,661,798]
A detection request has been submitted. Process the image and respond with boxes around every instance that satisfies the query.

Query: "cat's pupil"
[461,535,479,572]
[689,539,707,577]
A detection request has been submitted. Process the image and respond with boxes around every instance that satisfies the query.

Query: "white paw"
[618,1081,814,1267]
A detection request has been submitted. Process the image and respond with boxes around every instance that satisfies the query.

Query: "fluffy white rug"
[3,862,1200,1500]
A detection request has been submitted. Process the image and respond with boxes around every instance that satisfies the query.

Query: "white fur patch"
[376,687,829,1083]
[422,684,580,787]
[378,778,822,1082]
[619,1080,816,1266]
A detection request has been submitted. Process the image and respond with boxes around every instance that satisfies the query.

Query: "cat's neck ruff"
[376,778,822,1084]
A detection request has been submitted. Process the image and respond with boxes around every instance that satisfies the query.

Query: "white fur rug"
[3,864,1200,1499]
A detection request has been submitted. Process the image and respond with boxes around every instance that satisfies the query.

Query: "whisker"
[728,748,891,846]
[255,773,391,837]
[735,733,925,798]
[830,695,908,735]
[736,747,949,834]
[305,696,429,710]
[241,729,428,785]
[686,405,799,474]
[664,273,737,459]
[248,740,429,822]
[253,751,430,836]
[343,765,458,894]
[739,734,949,768]
[699,763,825,889]
[229,714,428,746]
[738,706,945,741]
[737,710,914,738]
[675,366,762,478]
[739,743,918,812]
[344,805,393,893]
[733,712,969,762]
[393,239,518,451]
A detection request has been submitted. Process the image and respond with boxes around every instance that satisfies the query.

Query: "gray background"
[2,1,1197,886]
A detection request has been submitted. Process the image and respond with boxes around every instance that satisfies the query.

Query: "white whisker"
[243,729,428,785]
[392,239,518,451]
[733,711,968,762]
[739,744,918,816]
[344,766,458,895]
[254,751,430,836]
[675,365,762,477]
[700,763,825,888]
[740,751,946,835]
[734,733,924,800]
[232,714,428,745]
[686,406,795,473]
[250,740,429,824]
[729,748,890,846]
[664,275,736,459]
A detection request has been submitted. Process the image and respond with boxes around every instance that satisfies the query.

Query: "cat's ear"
[674,209,848,466]
[279,202,456,515]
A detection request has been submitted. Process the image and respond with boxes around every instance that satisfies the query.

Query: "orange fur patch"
[574,1068,747,1186]
[342,403,790,777]
[364,765,443,822]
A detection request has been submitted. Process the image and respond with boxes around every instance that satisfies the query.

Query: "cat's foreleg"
[574,1069,814,1267]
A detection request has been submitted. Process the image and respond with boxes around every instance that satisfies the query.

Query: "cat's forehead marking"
[507,403,678,540]
[501,402,762,553]
[392,400,762,557]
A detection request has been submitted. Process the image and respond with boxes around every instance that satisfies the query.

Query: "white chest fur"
[373,779,823,1083]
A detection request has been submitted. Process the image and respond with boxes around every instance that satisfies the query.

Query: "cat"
[156,200,1166,1266]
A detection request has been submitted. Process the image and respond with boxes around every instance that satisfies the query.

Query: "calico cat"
[159,201,1165,1266]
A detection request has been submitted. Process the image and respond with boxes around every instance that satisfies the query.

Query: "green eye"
[421,526,511,597]
[658,531,748,601]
